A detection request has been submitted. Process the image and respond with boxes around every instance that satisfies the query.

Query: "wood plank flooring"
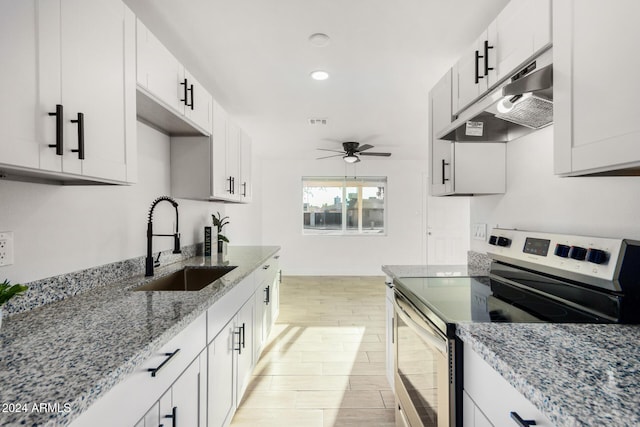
[230,276,395,427]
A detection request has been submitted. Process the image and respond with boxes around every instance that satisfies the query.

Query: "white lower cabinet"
[384,280,395,391]
[463,345,554,427]
[71,253,280,427]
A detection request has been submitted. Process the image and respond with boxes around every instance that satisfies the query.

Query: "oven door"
[394,291,453,427]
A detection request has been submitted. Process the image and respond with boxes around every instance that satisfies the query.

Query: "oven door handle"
[394,297,448,355]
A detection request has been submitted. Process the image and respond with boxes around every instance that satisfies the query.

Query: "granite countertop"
[0,245,280,427]
[457,323,640,427]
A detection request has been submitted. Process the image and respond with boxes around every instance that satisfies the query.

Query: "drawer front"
[71,312,206,426]
[464,345,554,427]
[255,253,280,290]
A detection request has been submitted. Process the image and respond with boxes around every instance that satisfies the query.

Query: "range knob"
[555,244,571,258]
[569,246,588,261]
[587,249,608,265]
[497,237,511,247]
[488,235,498,246]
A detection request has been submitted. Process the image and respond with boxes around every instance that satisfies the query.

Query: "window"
[302,177,386,235]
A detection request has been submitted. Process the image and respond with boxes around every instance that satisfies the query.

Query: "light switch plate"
[472,223,487,241]
[0,231,14,266]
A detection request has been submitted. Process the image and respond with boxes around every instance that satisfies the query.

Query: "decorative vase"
[217,240,227,255]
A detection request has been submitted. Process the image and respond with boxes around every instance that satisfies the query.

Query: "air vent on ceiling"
[308,118,328,125]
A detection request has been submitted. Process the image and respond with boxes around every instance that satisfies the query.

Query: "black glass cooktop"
[395,274,613,336]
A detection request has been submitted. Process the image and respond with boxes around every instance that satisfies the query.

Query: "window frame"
[302,176,388,236]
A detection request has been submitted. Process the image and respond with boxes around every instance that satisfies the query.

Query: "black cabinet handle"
[241,322,246,349]
[147,349,180,377]
[231,177,235,194]
[234,327,242,354]
[441,159,450,184]
[180,78,189,106]
[262,264,270,270]
[484,40,494,76]
[264,285,270,305]
[227,176,233,194]
[163,406,177,427]
[188,84,194,110]
[70,112,85,160]
[474,50,484,84]
[510,412,537,426]
[242,182,247,197]
[48,104,63,155]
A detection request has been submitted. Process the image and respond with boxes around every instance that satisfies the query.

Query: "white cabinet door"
[184,69,213,134]
[0,1,58,172]
[208,319,236,427]
[226,120,242,201]
[430,69,452,139]
[430,139,454,196]
[136,18,185,115]
[489,0,551,83]
[60,0,132,182]
[384,283,395,391]
[142,401,160,427]
[554,0,640,176]
[212,99,231,200]
[0,0,135,183]
[239,130,252,202]
[171,355,202,427]
[253,287,266,361]
[270,273,280,321]
[236,299,254,406]
[453,33,488,114]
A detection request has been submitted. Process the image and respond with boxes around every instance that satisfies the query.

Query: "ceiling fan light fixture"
[310,70,330,81]
[343,154,360,163]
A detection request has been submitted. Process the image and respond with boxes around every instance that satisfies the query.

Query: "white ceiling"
[124,0,510,160]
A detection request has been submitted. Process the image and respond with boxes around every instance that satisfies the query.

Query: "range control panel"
[486,228,623,281]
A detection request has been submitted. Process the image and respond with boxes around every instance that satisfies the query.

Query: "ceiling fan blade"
[357,144,374,152]
[359,152,391,156]
[316,154,344,160]
[317,148,345,153]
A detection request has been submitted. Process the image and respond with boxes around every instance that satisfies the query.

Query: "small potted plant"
[0,280,28,330]
[212,212,230,255]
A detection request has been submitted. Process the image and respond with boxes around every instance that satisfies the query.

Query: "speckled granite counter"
[0,245,280,427]
[457,323,640,427]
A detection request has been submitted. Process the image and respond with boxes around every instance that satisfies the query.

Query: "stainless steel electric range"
[391,229,640,427]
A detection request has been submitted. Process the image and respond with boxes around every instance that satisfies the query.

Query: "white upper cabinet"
[489,0,551,84]
[0,0,137,184]
[430,69,505,196]
[452,0,551,115]
[554,0,640,176]
[136,18,213,135]
[170,100,253,203]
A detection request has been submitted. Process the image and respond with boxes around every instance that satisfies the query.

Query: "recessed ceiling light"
[310,70,330,81]
[309,33,331,47]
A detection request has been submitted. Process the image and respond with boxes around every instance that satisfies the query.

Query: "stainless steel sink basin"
[134,266,237,291]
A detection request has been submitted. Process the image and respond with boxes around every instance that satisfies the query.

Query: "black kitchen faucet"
[145,196,181,277]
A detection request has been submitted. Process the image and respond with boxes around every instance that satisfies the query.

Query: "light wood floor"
[230,276,395,427]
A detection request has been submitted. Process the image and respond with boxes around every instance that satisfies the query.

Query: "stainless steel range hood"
[438,50,553,142]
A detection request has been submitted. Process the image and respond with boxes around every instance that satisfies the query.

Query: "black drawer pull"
[70,112,85,160]
[484,39,494,76]
[474,50,484,84]
[234,326,243,354]
[48,104,63,155]
[264,285,270,305]
[148,349,180,377]
[163,406,177,427]
[441,159,450,184]
[180,78,188,106]
[262,264,270,270]
[510,411,537,426]
[188,84,194,110]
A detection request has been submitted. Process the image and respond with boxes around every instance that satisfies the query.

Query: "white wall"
[0,122,225,283]
[470,125,640,252]
[260,157,426,275]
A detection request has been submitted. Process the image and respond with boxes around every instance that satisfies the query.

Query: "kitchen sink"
[134,266,237,291]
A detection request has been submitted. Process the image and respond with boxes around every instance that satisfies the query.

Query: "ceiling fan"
[316,141,392,163]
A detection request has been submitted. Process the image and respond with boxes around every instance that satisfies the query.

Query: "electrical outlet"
[472,223,487,241]
[0,231,14,266]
